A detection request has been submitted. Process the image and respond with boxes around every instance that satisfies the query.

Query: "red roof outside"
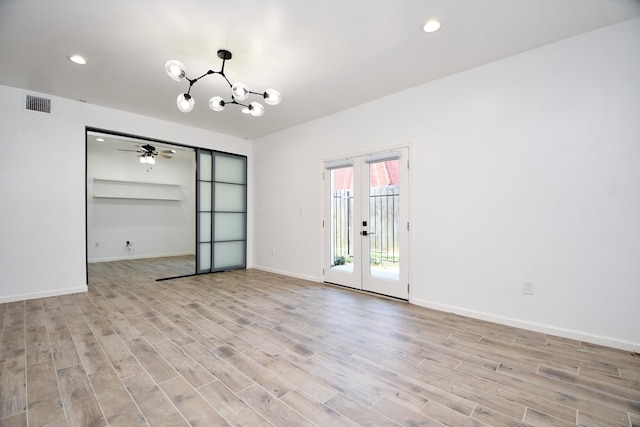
[332,160,400,191]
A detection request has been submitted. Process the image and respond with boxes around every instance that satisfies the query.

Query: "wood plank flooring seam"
[3,257,640,426]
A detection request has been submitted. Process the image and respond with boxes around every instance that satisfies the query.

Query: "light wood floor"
[1,258,639,426]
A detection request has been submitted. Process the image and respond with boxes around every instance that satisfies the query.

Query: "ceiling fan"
[118,144,175,164]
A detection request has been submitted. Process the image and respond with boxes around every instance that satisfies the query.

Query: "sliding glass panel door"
[196,149,247,273]
[213,154,246,270]
[197,151,213,272]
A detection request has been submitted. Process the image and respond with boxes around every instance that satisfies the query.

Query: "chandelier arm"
[185,70,217,94]
[185,79,195,95]
[219,73,233,88]
[225,99,249,108]
[195,70,216,81]
[220,57,227,75]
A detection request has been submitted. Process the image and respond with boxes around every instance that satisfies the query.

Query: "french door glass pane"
[330,166,354,272]
[213,241,245,269]
[369,159,400,280]
[214,213,246,241]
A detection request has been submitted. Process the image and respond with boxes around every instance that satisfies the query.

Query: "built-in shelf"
[93,178,182,200]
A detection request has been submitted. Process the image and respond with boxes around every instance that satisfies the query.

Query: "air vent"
[25,94,52,114]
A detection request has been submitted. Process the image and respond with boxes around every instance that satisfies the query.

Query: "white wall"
[0,86,251,303]
[87,139,196,262]
[252,19,640,350]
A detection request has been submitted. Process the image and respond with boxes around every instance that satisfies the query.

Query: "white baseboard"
[249,264,321,283]
[0,285,88,304]
[88,251,195,263]
[411,298,639,352]
[174,262,640,352]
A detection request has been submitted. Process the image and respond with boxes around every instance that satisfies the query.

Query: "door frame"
[85,127,249,283]
[85,127,196,283]
[320,143,412,300]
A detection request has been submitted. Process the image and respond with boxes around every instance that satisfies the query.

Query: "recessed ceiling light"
[68,55,87,65]
[96,138,104,142]
[423,20,441,33]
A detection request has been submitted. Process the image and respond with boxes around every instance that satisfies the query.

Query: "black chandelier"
[165,49,281,117]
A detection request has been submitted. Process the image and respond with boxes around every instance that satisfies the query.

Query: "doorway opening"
[86,129,196,281]
[323,148,410,300]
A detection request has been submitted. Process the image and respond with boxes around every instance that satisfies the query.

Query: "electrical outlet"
[523,280,535,295]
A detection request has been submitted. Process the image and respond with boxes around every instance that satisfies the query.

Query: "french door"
[323,148,409,299]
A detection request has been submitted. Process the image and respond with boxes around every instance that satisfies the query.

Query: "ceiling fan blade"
[157,153,173,159]
[117,149,140,152]
[158,149,176,154]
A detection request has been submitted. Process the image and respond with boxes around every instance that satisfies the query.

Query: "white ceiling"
[87,130,194,160]
[1,0,639,140]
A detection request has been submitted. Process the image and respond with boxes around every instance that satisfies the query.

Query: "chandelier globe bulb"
[209,96,225,112]
[264,89,281,106]
[231,82,249,101]
[177,93,195,112]
[249,102,264,117]
[165,60,187,81]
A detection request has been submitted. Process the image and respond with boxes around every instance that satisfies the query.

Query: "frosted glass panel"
[214,213,246,241]
[199,152,212,181]
[196,150,247,273]
[215,155,246,184]
[213,241,245,269]
[199,212,212,242]
[199,243,211,271]
[214,183,246,212]
[199,181,212,211]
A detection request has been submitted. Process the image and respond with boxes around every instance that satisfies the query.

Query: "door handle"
[361,231,375,236]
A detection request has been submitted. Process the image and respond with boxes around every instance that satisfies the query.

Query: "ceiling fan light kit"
[166,49,281,117]
[118,143,173,168]
[139,154,155,164]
